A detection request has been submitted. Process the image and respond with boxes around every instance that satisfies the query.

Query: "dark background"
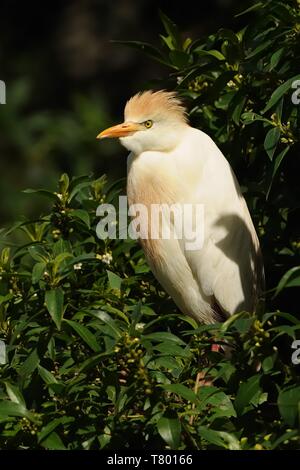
[0,0,250,224]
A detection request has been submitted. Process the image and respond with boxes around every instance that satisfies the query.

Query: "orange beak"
[96,122,142,139]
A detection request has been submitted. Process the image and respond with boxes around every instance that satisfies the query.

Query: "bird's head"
[97,90,188,154]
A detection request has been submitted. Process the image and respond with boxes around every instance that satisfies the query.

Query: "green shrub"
[0,1,300,450]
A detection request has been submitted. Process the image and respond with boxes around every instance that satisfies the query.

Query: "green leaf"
[241,112,271,125]
[262,75,300,113]
[32,261,46,283]
[153,356,182,371]
[235,2,263,17]
[262,354,276,373]
[169,50,190,68]
[0,401,27,419]
[202,391,237,419]
[230,90,247,125]
[28,245,48,262]
[160,34,175,51]
[154,342,190,357]
[68,174,90,193]
[38,417,74,443]
[157,416,181,449]
[266,146,290,198]
[198,426,240,450]
[111,40,171,67]
[263,311,300,325]
[234,375,261,415]
[270,324,300,340]
[58,173,69,194]
[142,332,186,345]
[78,350,115,374]
[70,209,91,228]
[274,266,300,297]
[38,365,58,384]
[41,431,66,450]
[198,426,226,447]
[4,382,25,406]
[269,47,285,71]
[278,386,300,426]
[45,288,65,330]
[194,48,225,61]
[107,270,122,290]
[264,127,281,161]
[159,10,180,49]
[272,430,299,449]
[161,384,197,403]
[53,252,73,274]
[246,39,273,59]
[19,348,40,377]
[273,146,290,175]
[23,189,60,202]
[68,181,92,203]
[217,28,240,45]
[90,310,121,338]
[220,311,249,332]
[103,304,130,325]
[64,319,100,352]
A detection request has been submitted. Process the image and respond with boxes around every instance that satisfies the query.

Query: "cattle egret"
[97,90,264,324]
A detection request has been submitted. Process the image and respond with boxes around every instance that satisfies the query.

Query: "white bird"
[97,90,264,324]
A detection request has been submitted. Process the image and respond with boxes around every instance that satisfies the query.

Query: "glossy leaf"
[107,270,122,290]
[142,331,186,345]
[194,48,225,61]
[0,401,30,420]
[161,383,197,403]
[264,127,281,161]
[4,382,25,406]
[45,288,65,330]
[41,431,67,450]
[234,375,262,415]
[64,319,100,352]
[278,387,300,426]
[38,417,74,443]
[23,189,60,202]
[274,266,300,297]
[198,426,240,450]
[157,416,181,449]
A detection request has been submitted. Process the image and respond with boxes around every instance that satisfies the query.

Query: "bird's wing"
[176,128,263,318]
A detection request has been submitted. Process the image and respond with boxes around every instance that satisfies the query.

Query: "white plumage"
[98,90,264,324]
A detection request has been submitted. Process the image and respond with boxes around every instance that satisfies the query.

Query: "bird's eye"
[144,120,153,129]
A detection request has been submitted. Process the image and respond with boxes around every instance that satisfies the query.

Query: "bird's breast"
[127,153,178,207]
[127,153,179,269]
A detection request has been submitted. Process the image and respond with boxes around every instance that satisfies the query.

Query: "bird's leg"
[189,370,213,425]
[189,340,223,425]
